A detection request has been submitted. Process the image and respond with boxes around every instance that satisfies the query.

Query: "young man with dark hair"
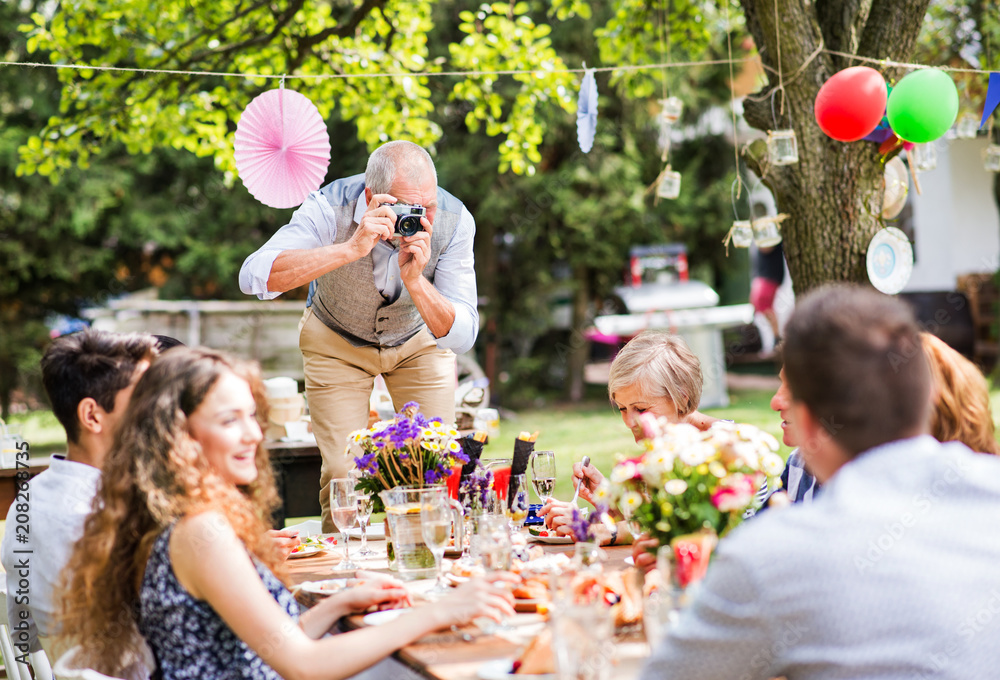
[640,284,1000,679]
[1,329,156,655]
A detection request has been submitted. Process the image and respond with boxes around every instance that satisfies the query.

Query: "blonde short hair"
[607,331,703,417]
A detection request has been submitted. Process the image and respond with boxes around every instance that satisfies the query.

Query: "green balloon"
[886,69,958,143]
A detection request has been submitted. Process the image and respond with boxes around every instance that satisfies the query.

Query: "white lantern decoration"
[767,129,799,166]
[881,156,909,220]
[656,166,682,200]
[984,144,1000,172]
[909,143,937,172]
[730,220,754,248]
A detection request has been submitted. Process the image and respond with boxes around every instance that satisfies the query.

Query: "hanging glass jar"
[657,166,682,200]
[909,142,937,172]
[659,96,683,124]
[956,114,979,140]
[984,144,1000,172]
[730,220,754,248]
[752,219,783,248]
[767,129,799,166]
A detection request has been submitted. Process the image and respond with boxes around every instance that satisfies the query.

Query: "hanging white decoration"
[867,227,914,295]
[576,68,598,153]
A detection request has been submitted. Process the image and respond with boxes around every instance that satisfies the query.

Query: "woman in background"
[541,331,717,543]
[922,332,1000,455]
[56,347,513,680]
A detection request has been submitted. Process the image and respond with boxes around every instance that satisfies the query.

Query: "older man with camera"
[240,141,477,531]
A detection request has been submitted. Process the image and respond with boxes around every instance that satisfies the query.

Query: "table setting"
[282,404,784,680]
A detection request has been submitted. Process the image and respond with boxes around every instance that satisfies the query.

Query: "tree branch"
[816,0,869,69]
[857,0,933,69]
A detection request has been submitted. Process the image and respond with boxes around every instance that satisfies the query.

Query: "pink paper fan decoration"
[234,87,331,209]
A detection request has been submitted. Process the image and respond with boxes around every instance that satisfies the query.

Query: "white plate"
[527,530,573,545]
[866,227,913,295]
[624,556,635,566]
[477,658,555,680]
[298,579,351,596]
[362,609,405,626]
[346,522,386,540]
[287,544,325,559]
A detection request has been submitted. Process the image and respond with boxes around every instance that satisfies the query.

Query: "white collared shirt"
[1,456,101,652]
[238,186,478,354]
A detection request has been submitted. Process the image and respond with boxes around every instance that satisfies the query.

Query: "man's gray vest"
[309,174,463,348]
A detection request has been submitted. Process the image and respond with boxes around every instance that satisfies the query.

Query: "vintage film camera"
[381,202,426,239]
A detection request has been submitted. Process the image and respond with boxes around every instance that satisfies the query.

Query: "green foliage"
[16,0,579,180]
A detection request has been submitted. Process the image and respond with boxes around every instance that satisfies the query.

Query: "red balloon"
[814,66,888,142]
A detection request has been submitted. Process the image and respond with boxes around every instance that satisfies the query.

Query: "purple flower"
[425,468,443,485]
[460,463,494,510]
[568,504,608,543]
[354,452,379,474]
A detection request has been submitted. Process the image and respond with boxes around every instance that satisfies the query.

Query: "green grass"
[478,388,792,502]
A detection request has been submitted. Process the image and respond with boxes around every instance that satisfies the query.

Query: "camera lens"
[396,215,422,237]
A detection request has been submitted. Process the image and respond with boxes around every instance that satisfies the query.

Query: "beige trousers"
[298,307,456,532]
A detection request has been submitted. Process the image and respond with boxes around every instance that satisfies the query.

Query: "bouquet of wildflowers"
[459,461,494,515]
[350,402,469,511]
[602,415,783,584]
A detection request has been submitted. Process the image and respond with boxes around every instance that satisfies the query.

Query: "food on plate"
[449,561,486,579]
[512,628,555,675]
[511,576,548,601]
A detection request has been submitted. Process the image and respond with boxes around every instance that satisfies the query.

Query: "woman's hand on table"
[429,573,517,628]
[338,579,411,614]
[538,501,575,536]
[266,528,301,559]
[632,533,659,573]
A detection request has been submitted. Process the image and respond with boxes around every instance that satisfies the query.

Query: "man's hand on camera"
[347,193,396,261]
[399,216,432,286]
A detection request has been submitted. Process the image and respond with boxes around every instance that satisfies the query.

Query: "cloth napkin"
[508,437,535,502]
[460,436,485,478]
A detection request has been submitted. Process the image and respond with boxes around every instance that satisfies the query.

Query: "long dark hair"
[56,347,282,676]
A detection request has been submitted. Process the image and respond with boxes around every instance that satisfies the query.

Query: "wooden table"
[285,534,650,680]
[0,459,51,515]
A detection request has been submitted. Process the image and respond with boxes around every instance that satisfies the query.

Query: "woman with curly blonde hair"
[56,347,513,679]
[922,332,1000,455]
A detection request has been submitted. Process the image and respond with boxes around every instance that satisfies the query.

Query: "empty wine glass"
[530,449,556,503]
[330,478,359,570]
[356,493,375,557]
[421,488,453,595]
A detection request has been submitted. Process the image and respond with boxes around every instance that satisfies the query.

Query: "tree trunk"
[739,0,932,294]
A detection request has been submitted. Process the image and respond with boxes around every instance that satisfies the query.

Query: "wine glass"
[330,478,359,570]
[507,474,530,533]
[355,493,375,557]
[421,488,453,595]
[530,450,556,503]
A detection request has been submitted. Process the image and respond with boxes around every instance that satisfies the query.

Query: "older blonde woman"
[540,331,717,544]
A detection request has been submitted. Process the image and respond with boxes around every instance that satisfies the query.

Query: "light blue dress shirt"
[239,188,478,354]
[641,435,1000,679]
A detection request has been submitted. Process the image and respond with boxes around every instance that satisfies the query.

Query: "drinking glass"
[530,450,556,503]
[507,474,530,533]
[421,488,453,595]
[330,478,359,570]
[356,493,375,557]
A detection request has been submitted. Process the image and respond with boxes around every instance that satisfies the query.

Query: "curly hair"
[55,347,283,676]
[922,333,1000,455]
[607,331,703,417]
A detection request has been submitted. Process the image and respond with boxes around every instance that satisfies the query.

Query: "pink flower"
[710,474,757,512]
